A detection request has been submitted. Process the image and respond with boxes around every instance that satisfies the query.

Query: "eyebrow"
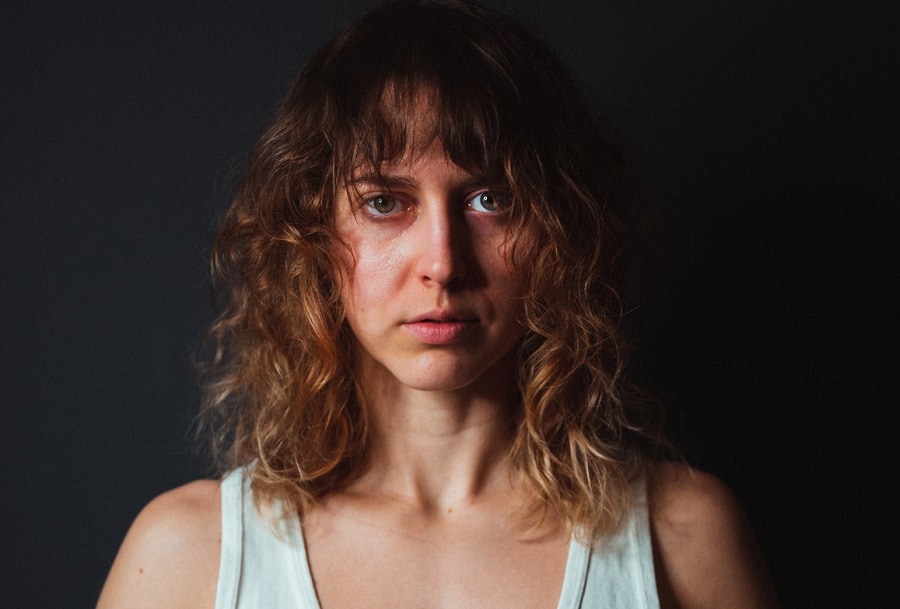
[345,173,417,189]
[345,171,497,192]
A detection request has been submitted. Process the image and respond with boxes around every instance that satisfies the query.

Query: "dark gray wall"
[2,1,893,607]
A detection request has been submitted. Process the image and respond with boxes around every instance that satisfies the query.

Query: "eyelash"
[467,191,501,213]
[364,195,404,217]
[360,189,506,220]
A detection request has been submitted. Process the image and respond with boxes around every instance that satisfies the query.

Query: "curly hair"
[198,0,672,539]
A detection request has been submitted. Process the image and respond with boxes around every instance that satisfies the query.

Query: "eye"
[467,191,503,213]
[365,194,402,216]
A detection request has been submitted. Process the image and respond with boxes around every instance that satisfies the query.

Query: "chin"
[389,351,517,394]
[391,367,482,393]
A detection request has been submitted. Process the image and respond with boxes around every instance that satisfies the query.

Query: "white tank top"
[214,468,660,609]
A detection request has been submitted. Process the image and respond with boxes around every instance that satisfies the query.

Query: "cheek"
[480,240,523,292]
[340,238,405,316]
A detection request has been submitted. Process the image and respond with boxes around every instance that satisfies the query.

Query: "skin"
[301,140,570,608]
[96,479,220,609]
[97,128,777,609]
[96,466,778,609]
[335,138,526,397]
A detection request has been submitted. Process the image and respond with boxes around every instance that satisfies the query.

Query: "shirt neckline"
[286,516,589,609]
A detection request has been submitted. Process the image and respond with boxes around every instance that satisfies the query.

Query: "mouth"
[406,310,477,324]
[402,311,478,344]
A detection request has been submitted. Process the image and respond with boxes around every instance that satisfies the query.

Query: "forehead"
[350,135,456,178]
[356,86,439,167]
[347,143,491,199]
[339,82,499,186]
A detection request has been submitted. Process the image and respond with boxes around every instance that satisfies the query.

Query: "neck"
[352,354,521,512]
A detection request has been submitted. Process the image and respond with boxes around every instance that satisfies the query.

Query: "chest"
[302,512,571,609]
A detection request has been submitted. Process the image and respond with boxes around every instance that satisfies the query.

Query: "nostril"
[420,252,465,286]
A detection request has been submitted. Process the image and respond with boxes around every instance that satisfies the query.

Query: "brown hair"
[199,0,671,539]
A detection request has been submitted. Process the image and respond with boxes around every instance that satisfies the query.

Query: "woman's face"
[334,138,526,395]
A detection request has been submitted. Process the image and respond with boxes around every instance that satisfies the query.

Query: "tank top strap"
[577,474,661,608]
[215,467,320,609]
[556,533,591,608]
[214,468,244,609]
[215,468,659,608]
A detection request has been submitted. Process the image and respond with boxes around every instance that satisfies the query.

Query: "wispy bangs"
[317,0,547,185]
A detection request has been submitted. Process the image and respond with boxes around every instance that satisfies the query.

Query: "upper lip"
[406,309,478,323]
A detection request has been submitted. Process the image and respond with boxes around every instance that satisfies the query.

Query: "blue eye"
[366,195,401,215]
[467,191,502,213]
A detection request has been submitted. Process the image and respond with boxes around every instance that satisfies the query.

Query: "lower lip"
[402,321,475,345]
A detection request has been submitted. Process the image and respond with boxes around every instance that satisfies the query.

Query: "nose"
[415,207,467,288]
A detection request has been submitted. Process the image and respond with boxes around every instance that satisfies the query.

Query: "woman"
[98,1,777,607]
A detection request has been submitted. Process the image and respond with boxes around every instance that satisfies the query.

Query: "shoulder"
[96,479,222,609]
[647,462,779,609]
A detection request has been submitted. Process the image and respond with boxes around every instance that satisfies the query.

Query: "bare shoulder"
[96,479,222,609]
[648,462,779,609]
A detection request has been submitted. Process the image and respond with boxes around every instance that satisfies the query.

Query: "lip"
[402,310,478,345]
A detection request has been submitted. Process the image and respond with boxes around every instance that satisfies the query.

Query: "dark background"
[2,1,894,607]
